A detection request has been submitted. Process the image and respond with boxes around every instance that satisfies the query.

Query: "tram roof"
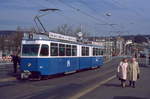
[22,33,104,48]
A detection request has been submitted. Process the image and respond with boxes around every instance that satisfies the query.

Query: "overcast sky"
[0,0,150,36]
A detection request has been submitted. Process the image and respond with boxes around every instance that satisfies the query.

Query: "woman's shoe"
[122,83,126,88]
[132,85,135,88]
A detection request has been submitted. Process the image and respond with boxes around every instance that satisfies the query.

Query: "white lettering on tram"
[67,60,71,67]
[49,32,77,42]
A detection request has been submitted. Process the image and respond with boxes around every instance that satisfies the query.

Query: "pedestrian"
[127,57,140,88]
[117,58,128,88]
[11,52,20,73]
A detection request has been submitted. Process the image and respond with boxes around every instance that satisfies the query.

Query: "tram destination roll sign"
[49,32,77,42]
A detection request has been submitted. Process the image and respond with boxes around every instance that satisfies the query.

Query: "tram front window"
[22,44,40,56]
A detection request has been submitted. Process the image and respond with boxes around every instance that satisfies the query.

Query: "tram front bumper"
[20,70,31,79]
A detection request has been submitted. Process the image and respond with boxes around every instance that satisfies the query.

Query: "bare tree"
[51,24,73,36]
[51,24,89,37]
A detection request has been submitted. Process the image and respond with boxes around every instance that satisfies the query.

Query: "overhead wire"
[30,0,117,27]
[55,0,111,25]
[28,0,137,35]
[110,0,148,35]
[26,0,88,33]
[111,0,144,17]
[78,0,98,13]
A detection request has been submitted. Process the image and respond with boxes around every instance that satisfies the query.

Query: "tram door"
[38,44,50,75]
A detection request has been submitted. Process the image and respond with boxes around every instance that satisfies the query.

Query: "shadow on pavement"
[139,64,149,68]
[103,83,121,87]
[113,96,148,99]
[0,83,16,88]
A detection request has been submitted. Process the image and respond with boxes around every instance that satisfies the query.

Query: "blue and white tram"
[20,33,104,79]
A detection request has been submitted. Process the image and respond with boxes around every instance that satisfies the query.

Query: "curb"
[0,77,16,83]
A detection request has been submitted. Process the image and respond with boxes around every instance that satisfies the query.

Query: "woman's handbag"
[137,74,140,79]
[116,72,121,80]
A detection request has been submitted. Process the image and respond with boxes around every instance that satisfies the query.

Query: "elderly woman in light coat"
[117,58,128,88]
[128,57,140,88]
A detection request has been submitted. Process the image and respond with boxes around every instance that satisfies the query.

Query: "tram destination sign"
[49,32,77,42]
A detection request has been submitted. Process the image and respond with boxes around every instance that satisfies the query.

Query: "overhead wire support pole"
[34,17,40,33]
[34,8,60,34]
[34,16,47,33]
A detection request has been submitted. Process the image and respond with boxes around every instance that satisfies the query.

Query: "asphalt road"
[1,57,148,99]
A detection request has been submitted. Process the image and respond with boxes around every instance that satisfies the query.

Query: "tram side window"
[82,47,89,56]
[72,45,77,56]
[82,47,86,56]
[66,45,71,56]
[96,48,99,56]
[86,47,89,56]
[59,44,65,56]
[51,43,58,56]
[101,50,104,55]
[93,48,96,56]
[40,44,49,56]
[22,44,39,56]
[98,48,101,55]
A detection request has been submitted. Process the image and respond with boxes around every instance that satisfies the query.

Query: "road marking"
[80,69,115,84]
[0,77,16,82]
[0,63,12,66]
[70,75,116,99]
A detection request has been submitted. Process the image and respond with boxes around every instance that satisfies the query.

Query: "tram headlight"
[39,66,43,69]
[27,63,32,67]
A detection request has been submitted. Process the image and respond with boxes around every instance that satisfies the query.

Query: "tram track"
[14,68,117,99]
[13,62,118,99]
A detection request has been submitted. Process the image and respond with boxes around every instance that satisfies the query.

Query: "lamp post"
[105,12,113,60]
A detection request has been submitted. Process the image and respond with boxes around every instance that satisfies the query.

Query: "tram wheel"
[41,75,49,80]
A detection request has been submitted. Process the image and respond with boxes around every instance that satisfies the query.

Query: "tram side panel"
[37,58,51,75]
[65,57,79,72]
[92,56,104,67]
[20,58,39,73]
[39,57,80,75]
[48,57,79,74]
[99,56,104,66]
[79,57,92,69]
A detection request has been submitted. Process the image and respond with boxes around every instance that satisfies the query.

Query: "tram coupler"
[20,70,31,80]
